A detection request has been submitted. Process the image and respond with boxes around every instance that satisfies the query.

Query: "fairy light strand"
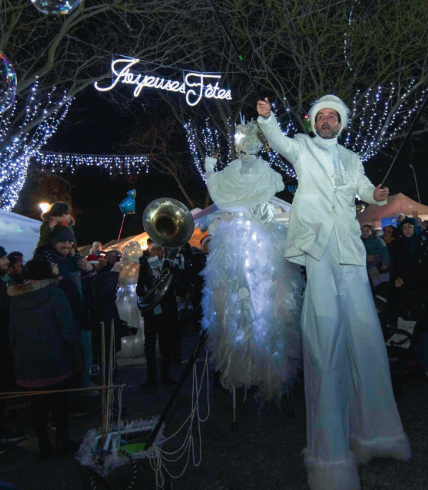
[0,79,73,210]
[36,152,150,177]
[345,81,427,162]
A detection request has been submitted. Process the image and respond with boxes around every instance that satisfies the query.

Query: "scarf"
[313,135,347,186]
[383,236,396,245]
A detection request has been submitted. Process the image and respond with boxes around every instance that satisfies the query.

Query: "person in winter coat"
[0,247,28,451]
[34,225,94,392]
[361,225,390,269]
[8,258,84,461]
[0,247,12,435]
[34,225,85,327]
[361,225,390,289]
[389,217,428,324]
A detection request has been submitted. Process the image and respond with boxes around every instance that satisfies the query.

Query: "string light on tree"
[0,52,17,113]
[184,113,297,182]
[226,117,234,165]
[183,121,205,180]
[343,0,359,74]
[0,78,72,210]
[344,81,428,162]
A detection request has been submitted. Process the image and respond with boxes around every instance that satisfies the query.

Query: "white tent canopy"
[357,193,428,229]
[0,209,41,261]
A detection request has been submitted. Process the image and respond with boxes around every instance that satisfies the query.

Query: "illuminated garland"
[184,107,297,181]
[345,81,428,162]
[343,0,359,74]
[36,152,150,177]
[0,79,73,210]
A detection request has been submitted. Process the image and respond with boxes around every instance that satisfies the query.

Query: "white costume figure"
[202,121,304,402]
[257,95,411,490]
[115,241,145,358]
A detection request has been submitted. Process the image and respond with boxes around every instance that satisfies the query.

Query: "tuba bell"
[142,198,194,248]
[137,198,194,313]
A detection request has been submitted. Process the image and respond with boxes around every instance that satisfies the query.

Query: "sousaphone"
[137,198,194,313]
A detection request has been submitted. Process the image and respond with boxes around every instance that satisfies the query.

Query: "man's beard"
[316,124,340,139]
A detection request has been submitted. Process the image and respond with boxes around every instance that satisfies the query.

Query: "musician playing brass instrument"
[137,243,181,388]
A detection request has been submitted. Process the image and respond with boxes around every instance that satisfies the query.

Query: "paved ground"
[1,327,428,490]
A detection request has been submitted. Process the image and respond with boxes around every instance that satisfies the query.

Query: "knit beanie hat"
[0,246,7,259]
[50,225,74,245]
[309,95,350,135]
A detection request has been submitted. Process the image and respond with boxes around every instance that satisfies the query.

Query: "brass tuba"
[142,198,195,248]
[137,198,194,313]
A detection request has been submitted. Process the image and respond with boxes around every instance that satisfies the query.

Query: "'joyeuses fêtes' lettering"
[94,59,232,106]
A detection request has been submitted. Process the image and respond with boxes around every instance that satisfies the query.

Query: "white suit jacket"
[258,113,385,266]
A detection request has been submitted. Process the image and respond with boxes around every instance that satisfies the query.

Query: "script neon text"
[94,59,232,106]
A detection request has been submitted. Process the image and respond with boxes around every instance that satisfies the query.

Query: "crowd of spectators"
[0,202,138,460]
[3,197,428,466]
[361,214,428,380]
[0,201,211,462]
[361,214,428,321]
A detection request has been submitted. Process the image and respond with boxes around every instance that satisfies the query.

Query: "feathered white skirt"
[201,213,304,402]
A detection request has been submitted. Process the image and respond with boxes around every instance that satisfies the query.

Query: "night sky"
[15,83,428,248]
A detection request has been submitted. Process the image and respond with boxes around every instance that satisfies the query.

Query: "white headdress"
[234,121,265,160]
[309,95,350,135]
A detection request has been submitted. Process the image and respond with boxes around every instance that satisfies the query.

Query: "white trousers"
[301,231,410,490]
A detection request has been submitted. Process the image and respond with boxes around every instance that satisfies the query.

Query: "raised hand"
[257,98,271,118]
[374,184,389,202]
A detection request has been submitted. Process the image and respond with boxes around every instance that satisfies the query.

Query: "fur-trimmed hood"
[8,279,59,310]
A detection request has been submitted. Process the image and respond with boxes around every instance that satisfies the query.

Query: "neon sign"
[94,59,232,107]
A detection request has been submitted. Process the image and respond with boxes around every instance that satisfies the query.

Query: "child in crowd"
[361,224,390,289]
[37,202,76,248]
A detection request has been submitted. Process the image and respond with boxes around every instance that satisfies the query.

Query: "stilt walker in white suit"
[257,95,411,490]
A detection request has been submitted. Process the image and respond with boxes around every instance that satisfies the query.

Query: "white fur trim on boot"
[350,434,412,465]
[303,449,360,490]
